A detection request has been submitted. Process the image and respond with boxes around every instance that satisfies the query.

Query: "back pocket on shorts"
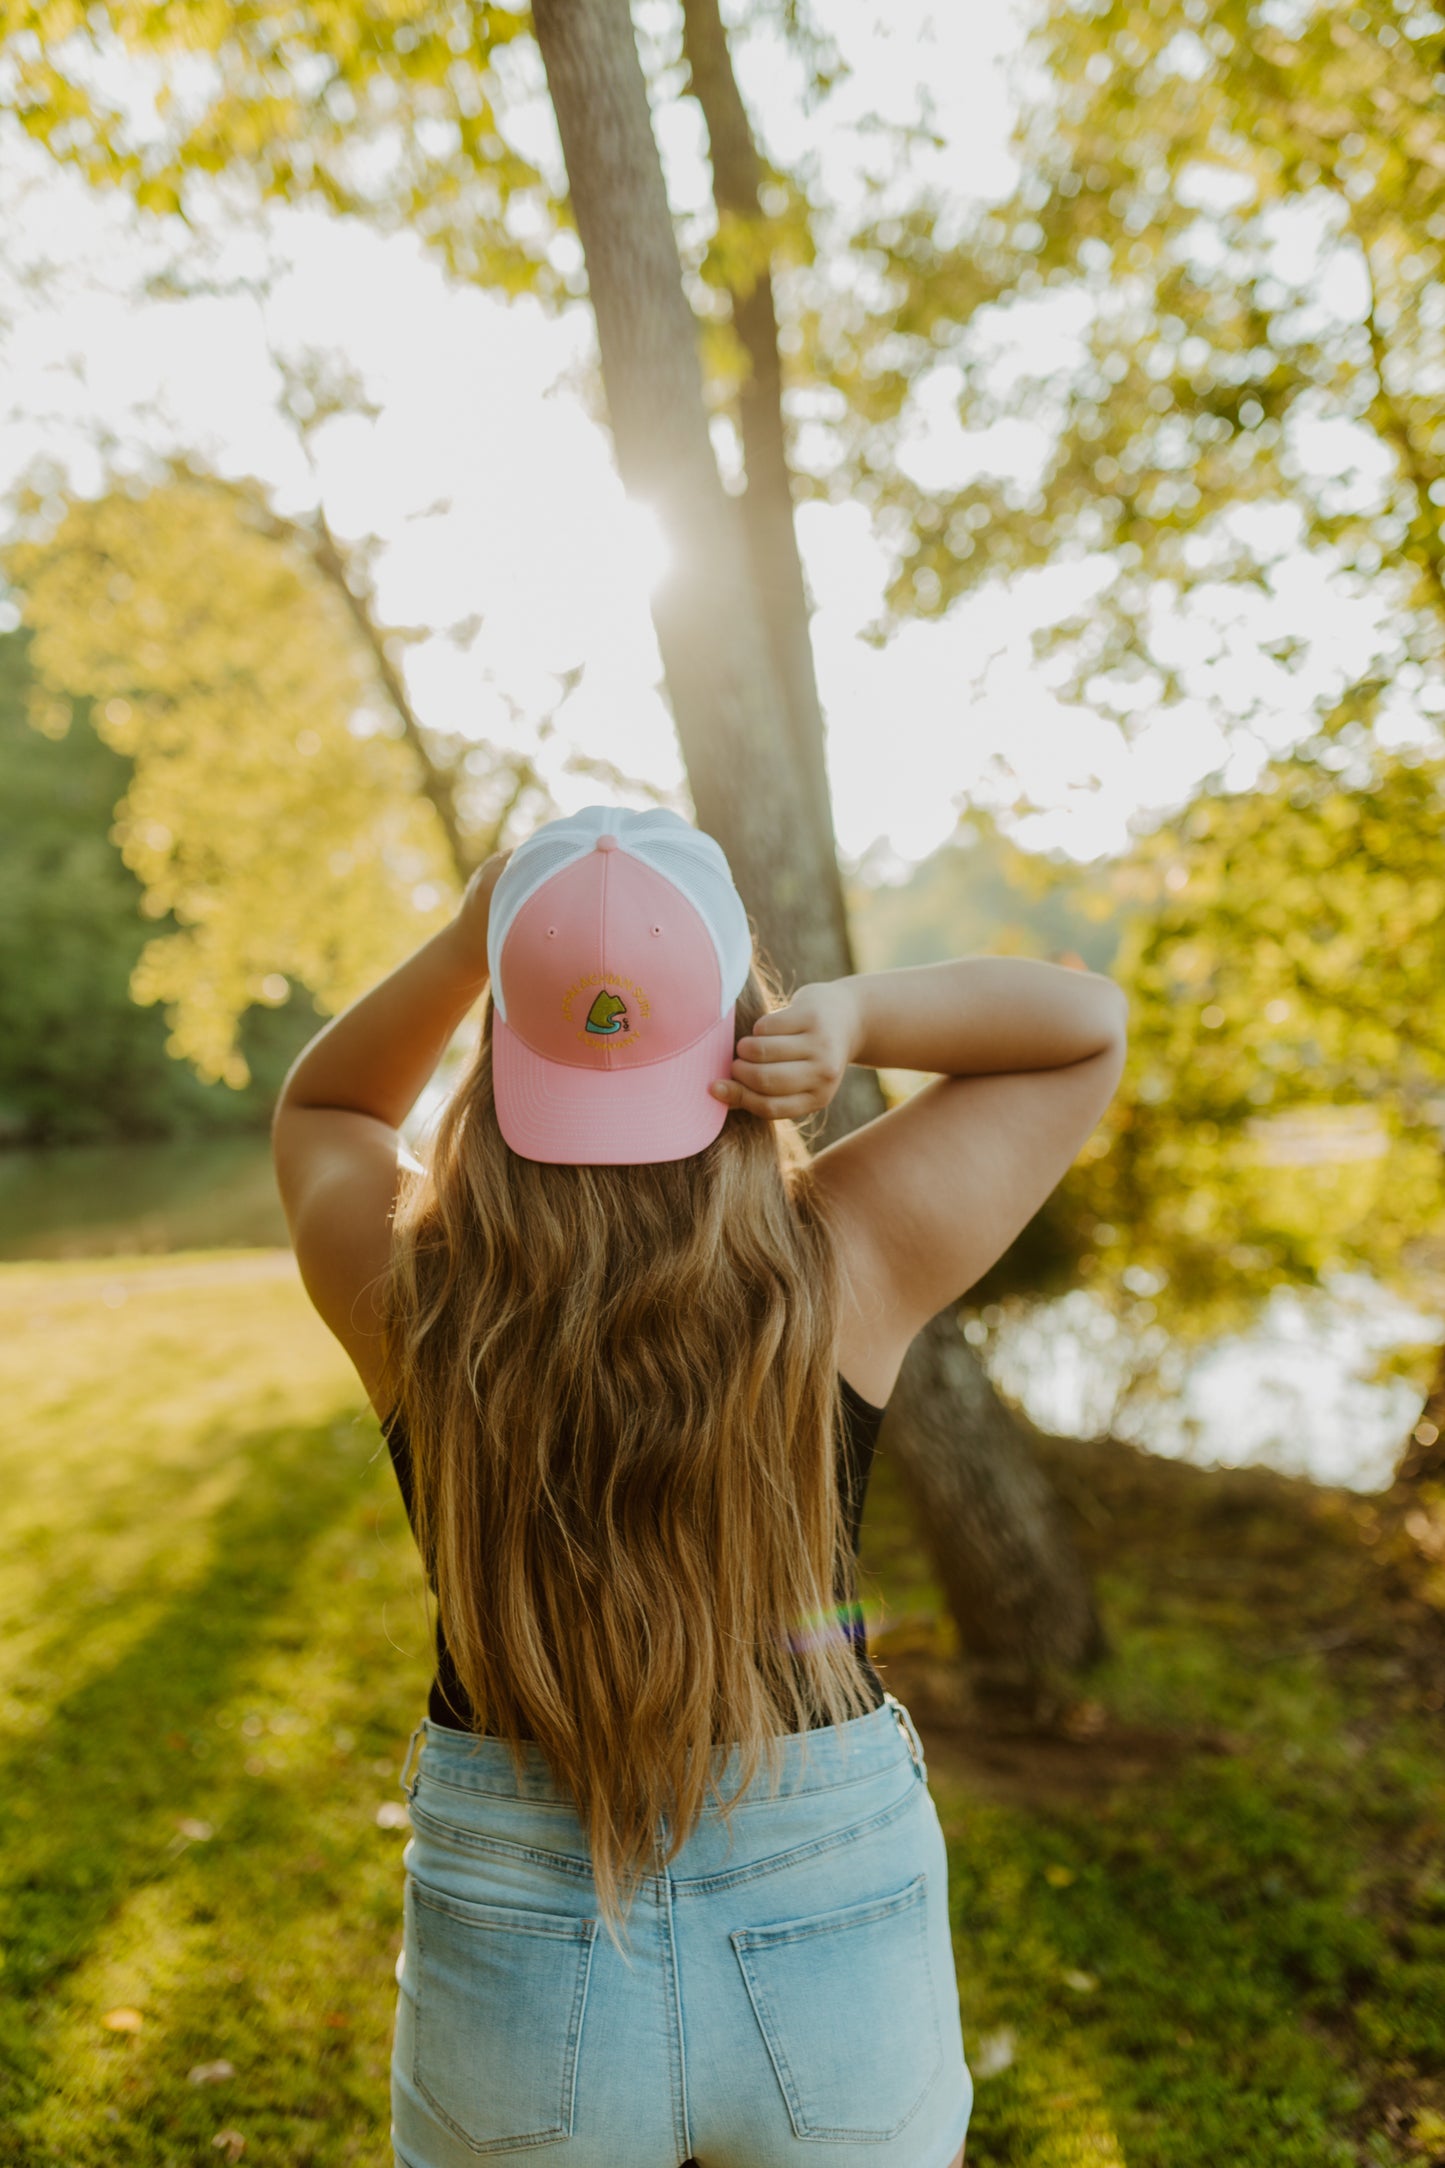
[731,1869,942,2140]
[407,1876,597,2152]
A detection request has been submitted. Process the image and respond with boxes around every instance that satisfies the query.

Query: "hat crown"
[485,805,753,1165]
[487,805,751,1027]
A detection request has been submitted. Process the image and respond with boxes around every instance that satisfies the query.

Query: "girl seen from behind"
[272,803,1127,2168]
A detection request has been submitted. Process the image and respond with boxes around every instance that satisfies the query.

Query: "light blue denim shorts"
[389,1691,972,2168]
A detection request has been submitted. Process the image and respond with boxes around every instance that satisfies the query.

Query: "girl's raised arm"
[727,957,1128,1349]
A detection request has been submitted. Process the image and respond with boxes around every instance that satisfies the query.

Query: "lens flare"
[779,1598,879,1656]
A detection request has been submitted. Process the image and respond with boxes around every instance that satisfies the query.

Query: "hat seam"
[611,830,745,1018]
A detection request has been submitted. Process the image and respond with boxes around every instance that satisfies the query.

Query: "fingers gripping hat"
[485,805,753,1165]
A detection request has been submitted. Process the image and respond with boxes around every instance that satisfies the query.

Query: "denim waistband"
[398,1690,927,1810]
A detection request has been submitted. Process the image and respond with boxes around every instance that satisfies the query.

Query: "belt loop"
[399,1718,426,1804]
[884,1692,928,1785]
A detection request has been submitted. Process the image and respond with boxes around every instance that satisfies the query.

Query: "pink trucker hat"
[485,805,753,1165]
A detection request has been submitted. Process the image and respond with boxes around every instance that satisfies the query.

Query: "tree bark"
[677,0,846,960]
[676,0,1105,1679]
[530,0,840,993]
[529,0,1104,1687]
[1396,1340,1445,1488]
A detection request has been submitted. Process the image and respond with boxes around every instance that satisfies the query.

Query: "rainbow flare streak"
[780,1598,880,1656]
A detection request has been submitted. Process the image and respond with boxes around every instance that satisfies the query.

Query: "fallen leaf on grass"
[1060,1700,1106,1740]
[188,2061,235,2084]
[211,2132,246,2161]
[375,1802,410,1829]
[1200,1729,1248,1756]
[101,2008,144,2033]
[1061,1969,1099,1993]
[970,2027,1016,2080]
[324,2012,349,2029]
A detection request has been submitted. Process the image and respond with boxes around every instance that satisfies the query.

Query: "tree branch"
[255,501,474,885]
[1351,213,1445,624]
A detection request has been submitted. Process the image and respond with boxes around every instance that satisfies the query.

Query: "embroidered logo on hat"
[485,806,753,1167]
[585,990,628,1036]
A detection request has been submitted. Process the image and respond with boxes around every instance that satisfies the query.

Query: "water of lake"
[982,1276,1436,1495]
[2,1134,1431,1492]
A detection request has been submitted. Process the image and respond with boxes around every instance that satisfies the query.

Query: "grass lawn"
[1,1249,1442,2166]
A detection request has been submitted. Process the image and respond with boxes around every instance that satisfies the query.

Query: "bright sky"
[0,1,1412,873]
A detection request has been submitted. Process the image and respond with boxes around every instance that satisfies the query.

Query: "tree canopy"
[821,0,1445,757]
[8,0,1445,1353]
[1072,744,1445,1335]
[3,466,464,1087]
[0,624,314,1136]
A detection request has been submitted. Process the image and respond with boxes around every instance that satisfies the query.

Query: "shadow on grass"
[0,1412,378,2120]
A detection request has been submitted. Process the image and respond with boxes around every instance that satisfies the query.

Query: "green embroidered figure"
[584,989,628,1035]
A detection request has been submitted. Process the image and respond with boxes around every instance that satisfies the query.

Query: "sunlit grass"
[0,1250,428,2164]
[900,1432,1445,2168]
[1,1250,1440,2164]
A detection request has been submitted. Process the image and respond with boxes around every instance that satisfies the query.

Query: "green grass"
[871,1434,1445,2168]
[1,1250,1442,2165]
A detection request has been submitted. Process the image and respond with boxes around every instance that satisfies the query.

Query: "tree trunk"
[530,0,839,990]
[887,1320,1108,1682]
[677,0,845,958]
[1396,1341,1445,1487]
[676,0,1106,1682]
[529,0,1104,1687]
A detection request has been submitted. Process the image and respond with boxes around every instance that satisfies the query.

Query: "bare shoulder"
[811,1039,1126,1355]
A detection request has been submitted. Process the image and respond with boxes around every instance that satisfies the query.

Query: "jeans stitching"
[409,1763,921,1900]
[561,1918,595,2142]
[655,1845,691,2161]
[409,1879,595,2153]
[731,1873,943,2141]
[406,1796,598,1884]
[411,1882,598,1941]
[671,1772,924,1897]
[412,1743,912,1812]
[884,1692,929,1784]
[731,1870,929,1949]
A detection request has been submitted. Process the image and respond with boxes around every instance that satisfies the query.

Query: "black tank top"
[380,1372,890,1737]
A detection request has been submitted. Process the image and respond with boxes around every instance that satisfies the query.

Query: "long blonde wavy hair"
[376,947,880,1955]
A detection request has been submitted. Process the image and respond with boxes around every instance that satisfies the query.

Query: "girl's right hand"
[709,981,860,1122]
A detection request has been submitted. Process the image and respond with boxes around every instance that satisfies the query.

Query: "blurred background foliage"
[4,1,1445,2159]
[0,623,322,1145]
[0,0,1442,1487]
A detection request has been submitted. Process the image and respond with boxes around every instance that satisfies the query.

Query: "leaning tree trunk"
[678,0,846,961]
[1395,1339,1445,1487]
[530,0,1104,1685]
[678,0,1103,1682]
[530,0,840,981]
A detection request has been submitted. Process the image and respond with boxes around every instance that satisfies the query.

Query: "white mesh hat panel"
[618,828,752,1018]
[487,804,752,1026]
[486,830,592,1021]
